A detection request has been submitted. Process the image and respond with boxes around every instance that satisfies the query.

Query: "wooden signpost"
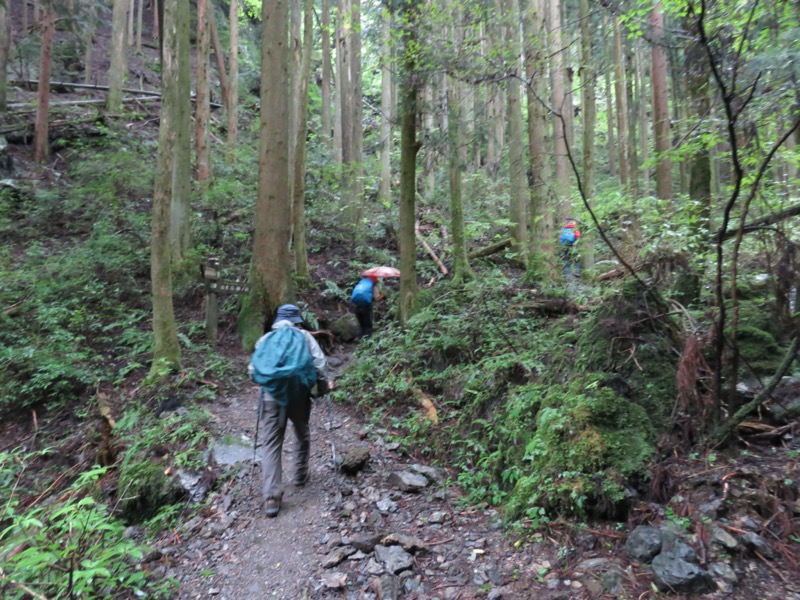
[201,257,250,341]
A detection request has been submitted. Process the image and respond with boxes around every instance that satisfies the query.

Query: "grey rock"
[740,531,774,558]
[709,561,738,584]
[374,544,414,574]
[340,447,371,474]
[376,498,398,513]
[409,463,443,482]
[624,525,662,563]
[351,533,384,553]
[321,547,356,568]
[371,574,399,600]
[403,577,422,594]
[660,528,698,563]
[576,557,614,571]
[366,558,384,575]
[710,526,739,550]
[429,511,449,524]
[388,471,429,492]
[652,552,714,594]
[381,532,427,552]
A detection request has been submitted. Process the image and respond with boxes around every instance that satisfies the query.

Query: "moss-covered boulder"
[507,376,655,519]
[331,314,360,341]
[118,452,185,522]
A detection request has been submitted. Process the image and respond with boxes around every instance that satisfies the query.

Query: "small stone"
[340,447,371,474]
[624,525,662,563]
[388,471,429,492]
[710,526,739,550]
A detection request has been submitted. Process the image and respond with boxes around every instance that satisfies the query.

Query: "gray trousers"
[260,397,311,501]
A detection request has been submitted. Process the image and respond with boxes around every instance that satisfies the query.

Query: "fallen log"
[415,222,448,275]
[468,237,511,259]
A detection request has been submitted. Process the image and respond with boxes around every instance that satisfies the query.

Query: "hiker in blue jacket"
[560,219,582,278]
[350,276,383,340]
[248,304,333,518]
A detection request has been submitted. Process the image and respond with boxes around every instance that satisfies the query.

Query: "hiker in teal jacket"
[248,304,332,518]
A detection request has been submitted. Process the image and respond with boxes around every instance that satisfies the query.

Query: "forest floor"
[135,332,800,600]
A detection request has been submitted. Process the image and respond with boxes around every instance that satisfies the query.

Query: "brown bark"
[613,15,630,190]
[651,4,672,200]
[108,0,128,112]
[228,0,239,145]
[195,0,211,184]
[0,0,9,111]
[320,0,332,144]
[34,6,54,162]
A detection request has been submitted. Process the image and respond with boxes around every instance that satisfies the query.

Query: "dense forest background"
[0,0,799,597]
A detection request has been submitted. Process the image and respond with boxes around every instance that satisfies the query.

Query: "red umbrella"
[362,266,401,278]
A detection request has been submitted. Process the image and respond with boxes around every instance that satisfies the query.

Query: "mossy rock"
[331,314,360,341]
[735,326,781,376]
[118,454,185,522]
[507,379,655,519]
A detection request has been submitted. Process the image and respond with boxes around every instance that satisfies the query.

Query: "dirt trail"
[151,351,547,600]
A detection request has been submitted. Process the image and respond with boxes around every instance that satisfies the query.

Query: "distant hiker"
[350,276,384,340]
[248,304,333,518]
[559,219,582,278]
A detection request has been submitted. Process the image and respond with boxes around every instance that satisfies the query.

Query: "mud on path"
[153,350,545,600]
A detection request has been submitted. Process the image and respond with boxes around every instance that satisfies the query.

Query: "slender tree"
[549,0,569,216]
[525,0,555,279]
[82,0,96,85]
[228,0,239,145]
[378,7,393,206]
[0,0,10,112]
[151,0,182,375]
[108,0,128,112]
[613,14,630,190]
[602,14,615,178]
[169,0,191,264]
[579,0,596,271]
[507,0,527,262]
[320,0,332,144]
[195,0,211,186]
[398,0,420,327]
[34,3,55,162]
[238,0,291,349]
[293,0,314,282]
[651,3,672,200]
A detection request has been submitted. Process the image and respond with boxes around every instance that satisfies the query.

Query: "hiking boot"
[265,498,281,518]
[294,471,309,487]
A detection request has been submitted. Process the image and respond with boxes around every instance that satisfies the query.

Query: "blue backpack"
[351,278,374,304]
[560,227,576,245]
[250,327,317,407]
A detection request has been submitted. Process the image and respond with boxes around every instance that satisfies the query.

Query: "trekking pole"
[324,392,343,508]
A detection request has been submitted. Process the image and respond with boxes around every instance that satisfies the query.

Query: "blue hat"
[275,304,303,324]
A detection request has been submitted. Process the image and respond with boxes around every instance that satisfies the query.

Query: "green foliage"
[507,377,655,519]
[117,404,212,522]
[0,454,174,599]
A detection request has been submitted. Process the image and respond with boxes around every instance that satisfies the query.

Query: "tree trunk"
[128,0,135,46]
[579,0,595,271]
[651,4,672,200]
[108,0,128,112]
[423,83,436,201]
[447,74,472,284]
[398,1,420,327]
[82,0,96,84]
[685,16,711,231]
[636,39,650,196]
[151,0,182,375]
[228,0,239,145]
[169,0,191,265]
[549,0,569,216]
[602,14,615,178]
[378,7,393,206]
[0,0,9,111]
[293,0,314,284]
[525,0,555,279]
[136,0,143,52]
[333,5,343,165]
[507,0,526,263]
[209,12,230,121]
[288,0,302,195]
[613,15,630,191]
[239,0,291,351]
[34,5,54,162]
[316,0,331,146]
[195,0,211,186]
